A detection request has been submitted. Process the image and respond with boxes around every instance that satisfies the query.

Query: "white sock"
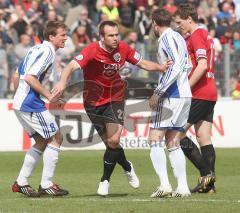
[150,143,171,188]
[17,147,43,186]
[41,144,60,188]
[168,147,189,191]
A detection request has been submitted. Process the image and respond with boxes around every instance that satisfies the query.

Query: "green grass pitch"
[0,149,239,213]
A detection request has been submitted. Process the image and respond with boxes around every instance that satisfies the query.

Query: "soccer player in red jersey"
[52,21,170,196]
[174,3,217,193]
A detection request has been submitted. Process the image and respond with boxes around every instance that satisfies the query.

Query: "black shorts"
[187,99,216,124]
[84,101,125,135]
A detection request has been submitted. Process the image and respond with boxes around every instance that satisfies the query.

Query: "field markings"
[2,198,240,204]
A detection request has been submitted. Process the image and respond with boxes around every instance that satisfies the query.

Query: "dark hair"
[152,8,172,27]
[99,20,118,36]
[173,3,198,23]
[43,21,67,40]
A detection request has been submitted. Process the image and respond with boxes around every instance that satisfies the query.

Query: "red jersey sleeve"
[73,44,94,69]
[191,31,208,60]
[123,42,142,65]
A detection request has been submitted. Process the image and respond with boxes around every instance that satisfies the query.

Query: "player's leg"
[148,128,172,198]
[24,110,68,196]
[193,120,216,192]
[179,100,212,177]
[12,110,45,197]
[165,130,190,197]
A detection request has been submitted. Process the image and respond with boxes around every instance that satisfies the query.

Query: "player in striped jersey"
[149,9,192,198]
[12,21,69,197]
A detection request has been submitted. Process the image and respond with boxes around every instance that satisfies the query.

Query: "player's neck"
[100,41,115,53]
[189,23,199,34]
[159,27,169,37]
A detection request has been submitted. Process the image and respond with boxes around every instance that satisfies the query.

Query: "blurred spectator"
[230,75,240,99]
[70,6,97,41]
[72,25,91,50]
[119,0,134,28]
[234,0,240,21]
[3,13,18,45]
[100,0,120,21]
[233,31,240,51]
[12,7,28,37]
[217,2,232,23]
[0,37,8,98]
[163,0,177,14]
[25,25,41,46]
[199,0,218,17]
[14,34,31,61]
[26,0,43,30]
[207,6,219,29]
[209,28,223,59]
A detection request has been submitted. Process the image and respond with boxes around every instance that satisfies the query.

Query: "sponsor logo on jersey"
[196,49,206,57]
[76,54,83,60]
[113,52,121,62]
[134,52,141,61]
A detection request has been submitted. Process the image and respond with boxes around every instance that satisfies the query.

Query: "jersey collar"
[99,41,115,53]
[158,27,171,42]
[43,40,56,54]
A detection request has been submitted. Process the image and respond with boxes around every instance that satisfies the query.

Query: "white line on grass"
[3,198,240,204]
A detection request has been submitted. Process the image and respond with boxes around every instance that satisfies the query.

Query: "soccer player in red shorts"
[174,4,217,193]
[52,21,171,196]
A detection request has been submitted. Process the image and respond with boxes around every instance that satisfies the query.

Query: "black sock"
[117,148,131,172]
[101,147,118,182]
[200,144,216,173]
[180,137,210,176]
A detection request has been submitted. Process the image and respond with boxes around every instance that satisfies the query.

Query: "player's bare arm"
[137,59,172,72]
[51,60,80,97]
[189,58,207,88]
[24,74,54,102]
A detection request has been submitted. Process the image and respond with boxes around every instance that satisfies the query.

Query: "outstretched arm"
[51,60,80,98]
[136,59,172,72]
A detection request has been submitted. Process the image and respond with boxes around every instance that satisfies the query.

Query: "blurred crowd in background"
[0,0,240,99]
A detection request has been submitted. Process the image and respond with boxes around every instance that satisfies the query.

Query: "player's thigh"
[148,128,165,145]
[14,110,37,137]
[31,110,59,140]
[194,120,212,146]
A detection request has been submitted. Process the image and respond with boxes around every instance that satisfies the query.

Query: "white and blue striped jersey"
[155,28,192,98]
[13,41,55,112]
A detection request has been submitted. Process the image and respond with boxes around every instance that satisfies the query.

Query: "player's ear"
[100,35,104,42]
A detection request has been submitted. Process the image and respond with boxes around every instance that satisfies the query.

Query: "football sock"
[180,137,210,176]
[41,144,60,188]
[101,147,118,182]
[17,147,43,186]
[200,144,216,173]
[168,147,189,191]
[150,143,171,188]
[116,147,131,172]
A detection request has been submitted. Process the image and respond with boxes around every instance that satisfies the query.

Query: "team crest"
[113,52,121,62]
[76,54,83,60]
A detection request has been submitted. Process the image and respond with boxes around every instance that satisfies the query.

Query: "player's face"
[51,27,68,49]
[152,21,160,37]
[174,16,191,35]
[101,25,119,50]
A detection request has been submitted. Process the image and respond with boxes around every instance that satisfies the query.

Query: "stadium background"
[0,0,240,212]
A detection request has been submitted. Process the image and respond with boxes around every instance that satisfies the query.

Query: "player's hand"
[160,60,173,72]
[149,93,160,110]
[51,82,66,99]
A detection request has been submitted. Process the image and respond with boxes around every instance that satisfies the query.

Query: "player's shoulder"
[118,41,130,49]
[82,41,98,54]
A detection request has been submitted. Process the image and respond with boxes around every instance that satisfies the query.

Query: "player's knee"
[196,132,211,144]
[107,136,120,148]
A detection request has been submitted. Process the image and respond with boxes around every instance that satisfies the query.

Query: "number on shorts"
[50,123,56,132]
[117,109,124,120]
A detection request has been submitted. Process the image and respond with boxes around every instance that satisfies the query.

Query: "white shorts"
[14,109,59,139]
[150,98,191,132]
